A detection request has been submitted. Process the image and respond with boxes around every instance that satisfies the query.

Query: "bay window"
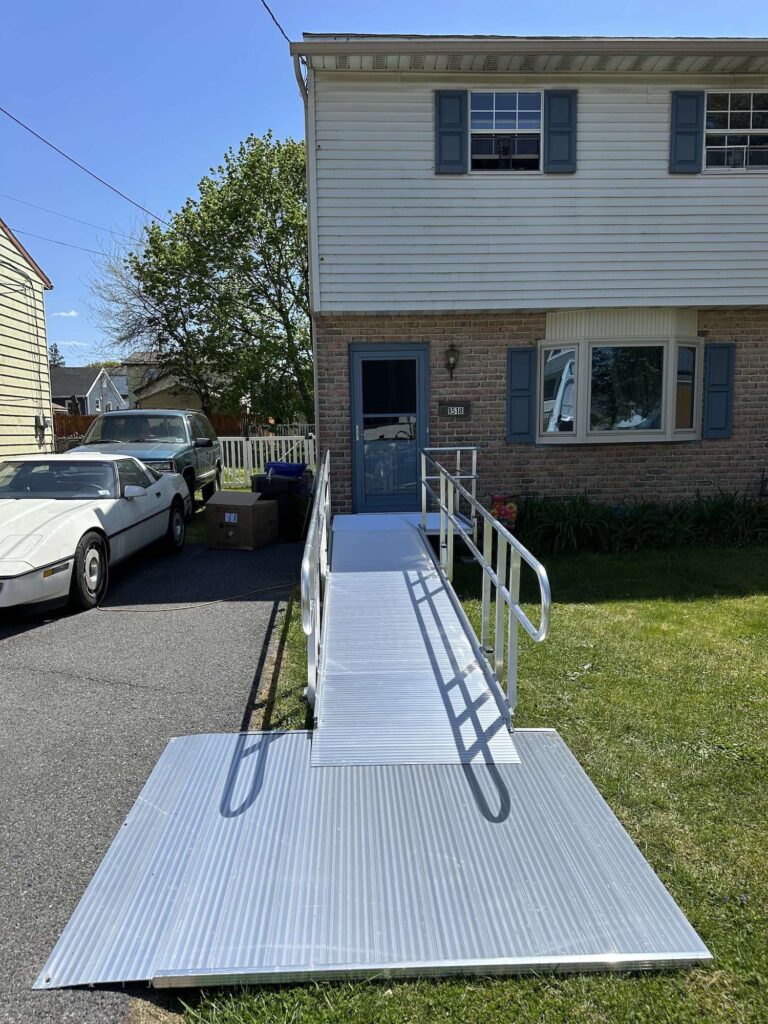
[538,337,703,443]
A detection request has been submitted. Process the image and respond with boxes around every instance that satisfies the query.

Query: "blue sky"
[2,1,767,364]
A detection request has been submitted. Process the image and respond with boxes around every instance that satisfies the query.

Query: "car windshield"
[82,414,187,444]
[0,460,117,500]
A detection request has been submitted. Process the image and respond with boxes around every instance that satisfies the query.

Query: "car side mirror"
[194,437,213,448]
[123,485,147,499]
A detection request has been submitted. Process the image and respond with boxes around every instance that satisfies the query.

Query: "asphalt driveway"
[0,539,301,1024]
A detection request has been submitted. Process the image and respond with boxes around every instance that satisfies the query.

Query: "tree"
[48,342,65,367]
[93,133,312,421]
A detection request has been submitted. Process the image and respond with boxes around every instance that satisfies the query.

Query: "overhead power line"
[0,191,138,241]
[0,104,170,226]
[8,227,104,256]
[258,0,291,45]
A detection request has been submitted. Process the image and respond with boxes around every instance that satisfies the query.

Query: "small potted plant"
[491,495,518,532]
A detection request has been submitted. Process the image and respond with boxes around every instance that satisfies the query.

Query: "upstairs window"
[705,92,768,169]
[470,92,542,171]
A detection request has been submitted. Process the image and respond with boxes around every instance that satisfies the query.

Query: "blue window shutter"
[702,343,735,439]
[669,91,705,173]
[543,90,577,173]
[435,91,468,174]
[507,347,537,443]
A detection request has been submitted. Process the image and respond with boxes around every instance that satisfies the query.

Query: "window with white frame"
[470,92,542,171]
[705,92,768,169]
[538,339,702,443]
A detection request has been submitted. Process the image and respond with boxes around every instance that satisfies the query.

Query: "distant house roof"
[50,365,102,398]
[124,350,155,365]
[0,218,53,289]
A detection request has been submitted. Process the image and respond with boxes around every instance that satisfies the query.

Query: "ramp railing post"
[420,450,427,531]
[439,471,447,573]
[481,517,492,653]
[494,534,508,680]
[507,547,521,723]
[470,447,478,544]
[446,480,455,582]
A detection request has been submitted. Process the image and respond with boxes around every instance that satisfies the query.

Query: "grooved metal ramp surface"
[35,729,711,990]
[312,514,516,767]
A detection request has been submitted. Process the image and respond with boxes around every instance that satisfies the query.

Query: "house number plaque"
[438,401,471,419]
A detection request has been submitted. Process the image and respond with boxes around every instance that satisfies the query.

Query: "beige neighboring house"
[125,351,203,411]
[0,219,53,457]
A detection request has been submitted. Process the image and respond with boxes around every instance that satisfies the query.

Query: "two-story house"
[290,34,768,513]
[0,219,53,458]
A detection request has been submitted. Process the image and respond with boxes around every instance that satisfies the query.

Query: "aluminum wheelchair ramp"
[36,729,710,990]
[36,487,711,991]
[312,514,518,767]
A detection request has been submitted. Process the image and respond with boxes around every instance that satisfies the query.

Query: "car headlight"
[148,460,176,473]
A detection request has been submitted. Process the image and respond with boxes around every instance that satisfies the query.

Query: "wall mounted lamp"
[445,343,460,380]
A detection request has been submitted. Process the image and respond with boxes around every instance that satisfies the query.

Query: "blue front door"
[350,344,429,513]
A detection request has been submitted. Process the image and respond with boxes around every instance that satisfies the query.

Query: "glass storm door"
[350,344,429,513]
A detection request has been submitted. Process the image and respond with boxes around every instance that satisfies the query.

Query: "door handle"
[355,424,360,443]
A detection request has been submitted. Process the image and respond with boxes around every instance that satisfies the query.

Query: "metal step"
[35,729,710,990]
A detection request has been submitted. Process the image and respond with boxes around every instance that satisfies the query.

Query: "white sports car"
[0,453,191,611]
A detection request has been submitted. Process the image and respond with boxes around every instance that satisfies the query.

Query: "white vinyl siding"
[311,74,768,312]
[0,231,52,457]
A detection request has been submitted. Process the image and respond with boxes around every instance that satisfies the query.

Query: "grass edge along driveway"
[183,547,767,1024]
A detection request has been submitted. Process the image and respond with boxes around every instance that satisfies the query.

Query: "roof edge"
[290,34,768,57]
[0,218,53,289]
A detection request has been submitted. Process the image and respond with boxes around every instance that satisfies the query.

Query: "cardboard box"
[205,492,278,551]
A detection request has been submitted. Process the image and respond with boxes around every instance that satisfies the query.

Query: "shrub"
[506,491,768,554]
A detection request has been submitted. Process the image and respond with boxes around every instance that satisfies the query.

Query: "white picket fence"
[220,435,316,488]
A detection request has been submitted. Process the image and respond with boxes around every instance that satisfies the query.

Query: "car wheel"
[165,498,186,553]
[69,531,108,610]
[201,468,221,503]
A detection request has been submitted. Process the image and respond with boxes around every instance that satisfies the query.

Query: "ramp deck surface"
[36,729,710,990]
[36,511,711,990]
[312,515,517,766]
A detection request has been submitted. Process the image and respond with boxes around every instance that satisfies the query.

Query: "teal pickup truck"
[73,409,222,506]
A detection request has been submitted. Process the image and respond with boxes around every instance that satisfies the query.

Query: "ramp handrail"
[420,447,551,726]
[301,449,331,712]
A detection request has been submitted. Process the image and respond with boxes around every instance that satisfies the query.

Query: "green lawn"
[184,547,768,1024]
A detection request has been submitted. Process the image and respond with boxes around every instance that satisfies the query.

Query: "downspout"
[293,53,320,445]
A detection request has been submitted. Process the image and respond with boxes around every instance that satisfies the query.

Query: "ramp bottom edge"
[152,952,713,989]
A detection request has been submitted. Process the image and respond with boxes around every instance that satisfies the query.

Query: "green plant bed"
[183,548,768,1024]
[500,492,768,555]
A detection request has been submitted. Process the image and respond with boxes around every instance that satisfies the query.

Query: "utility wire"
[258,0,291,45]
[0,104,170,226]
[0,191,138,241]
[8,227,103,256]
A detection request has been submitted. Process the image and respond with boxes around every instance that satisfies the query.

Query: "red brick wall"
[314,309,768,513]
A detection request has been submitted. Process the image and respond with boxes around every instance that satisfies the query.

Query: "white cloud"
[51,309,79,318]
[57,340,91,350]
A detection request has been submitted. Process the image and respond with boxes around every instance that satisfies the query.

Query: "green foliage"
[48,341,65,367]
[512,491,768,554]
[95,133,311,421]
